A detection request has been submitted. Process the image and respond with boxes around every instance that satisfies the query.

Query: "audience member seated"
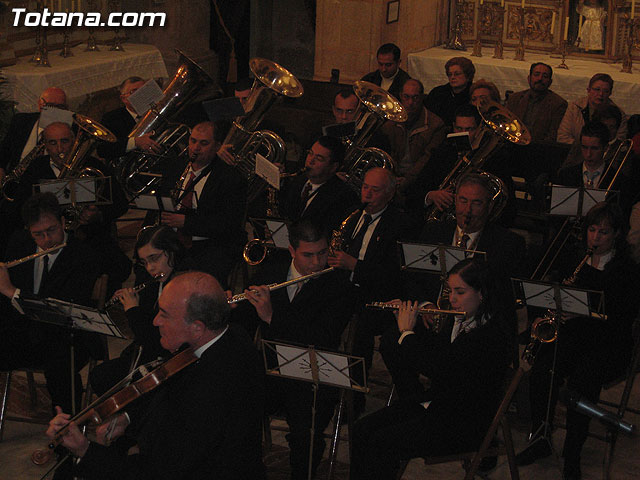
[361,43,410,101]
[382,78,446,195]
[469,79,501,109]
[424,57,475,127]
[505,62,568,144]
[557,73,627,145]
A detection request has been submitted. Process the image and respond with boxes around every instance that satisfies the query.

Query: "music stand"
[399,241,486,275]
[34,177,113,208]
[248,217,289,249]
[131,192,177,213]
[548,184,616,218]
[261,339,368,480]
[511,278,606,456]
[16,296,126,415]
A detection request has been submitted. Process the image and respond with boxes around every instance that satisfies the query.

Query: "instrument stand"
[261,340,368,480]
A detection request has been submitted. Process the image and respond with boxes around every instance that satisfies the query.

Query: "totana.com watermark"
[12,8,166,27]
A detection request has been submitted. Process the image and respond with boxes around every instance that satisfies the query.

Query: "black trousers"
[266,376,338,480]
[528,316,632,461]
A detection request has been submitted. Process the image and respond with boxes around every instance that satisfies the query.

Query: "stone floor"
[1,338,639,480]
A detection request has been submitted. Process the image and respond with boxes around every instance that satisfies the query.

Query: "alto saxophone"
[329,205,365,255]
[1,140,46,202]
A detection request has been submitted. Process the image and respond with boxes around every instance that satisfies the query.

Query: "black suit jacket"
[97,106,136,160]
[178,157,247,247]
[344,205,413,302]
[0,112,39,170]
[556,163,583,187]
[76,324,266,480]
[281,175,359,232]
[233,257,356,350]
[5,231,99,304]
[361,68,410,102]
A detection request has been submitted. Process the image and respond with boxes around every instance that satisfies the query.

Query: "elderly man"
[505,63,568,144]
[159,121,247,284]
[97,76,160,162]
[557,73,627,145]
[361,43,410,101]
[0,86,68,182]
[46,271,266,479]
[383,78,446,191]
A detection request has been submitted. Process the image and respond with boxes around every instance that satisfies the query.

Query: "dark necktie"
[459,234,470,250]
[38,255,50,295]
[179,171,197,211]
[348,214,373,258]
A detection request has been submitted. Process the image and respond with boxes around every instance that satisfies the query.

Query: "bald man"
[0,87,68,182]
[46,271,266,479]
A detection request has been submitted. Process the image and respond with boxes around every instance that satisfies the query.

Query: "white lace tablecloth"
[2,43,168,112]
[408,46,640,115]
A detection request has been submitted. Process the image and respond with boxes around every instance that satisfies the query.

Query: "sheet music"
[128,80,164,117]
[39,107,74,129]
[255,153,280,189]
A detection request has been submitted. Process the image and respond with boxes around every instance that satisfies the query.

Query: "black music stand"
[261,339,368,480]
[16,296,126,415]
[398,241,486,274]
[34,176,113,208]
[511,278,606,461]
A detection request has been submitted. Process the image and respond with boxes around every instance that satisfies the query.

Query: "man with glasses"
[280,135,358,232]
[0,87,68,183]
[383,78,445,195]
[97,76,161,163]
[0,192,102,414]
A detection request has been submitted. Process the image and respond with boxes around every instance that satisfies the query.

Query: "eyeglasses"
[305,149,330,163]
[121,88,140,97]
[138,251,166,268]
[447,71,465,78]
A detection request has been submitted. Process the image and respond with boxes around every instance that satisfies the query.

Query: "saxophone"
[329,205,365,255]
[1,140,46,202]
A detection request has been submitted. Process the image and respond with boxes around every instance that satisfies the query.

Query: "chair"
[588,319,640,480]
[395,366,525,480]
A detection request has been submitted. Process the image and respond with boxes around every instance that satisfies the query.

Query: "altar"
[408,46,640,114]
[2,43,168,112]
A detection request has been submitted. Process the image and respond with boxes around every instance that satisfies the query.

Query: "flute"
[366,302,466,317]
[104,273,166,309]
[4,243,67,268]
[228,267,333,304]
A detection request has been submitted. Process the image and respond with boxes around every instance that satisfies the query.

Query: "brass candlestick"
[37,25,51,67]
[60,21,74,58]
[85,0,100,51]
[471,3,483,57]
[30,3,43,63]
[621,16,639,73]
[108,0,125,51]
[557,39,569,69]
[514,6,526,61]
[493,4,505,59]
[445,0,467,50]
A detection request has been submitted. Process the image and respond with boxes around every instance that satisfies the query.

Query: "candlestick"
[521,0,525,8]
[632,0,635,18]
[551,12,556,37]
[578,15,583,40]
[563,17,569,40]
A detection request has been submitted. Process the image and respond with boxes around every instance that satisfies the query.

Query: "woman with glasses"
[350,258,513,479]
[424,56,476,127]
[89,225,189,396]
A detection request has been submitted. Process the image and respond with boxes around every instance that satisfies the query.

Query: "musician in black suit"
[0,87,68,179]
[233,219,355,479]
[0,193,101,413]
[280,135,358,232]
[328,167,413,413]
[351,259,512,479]
[360,43,410,101]
[96,76,161,163]
[413,173,525,349]
[159,121,247,284]
[48,272,266,479]
[557,121,610,188]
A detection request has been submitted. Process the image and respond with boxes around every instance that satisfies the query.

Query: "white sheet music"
[128,79,164,117]
[255,153,281,189]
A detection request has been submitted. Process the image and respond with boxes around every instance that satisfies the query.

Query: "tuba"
[426,101,531,223]
[340,81,407,192]
[119,50,213,198]
[224,58,304,202]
